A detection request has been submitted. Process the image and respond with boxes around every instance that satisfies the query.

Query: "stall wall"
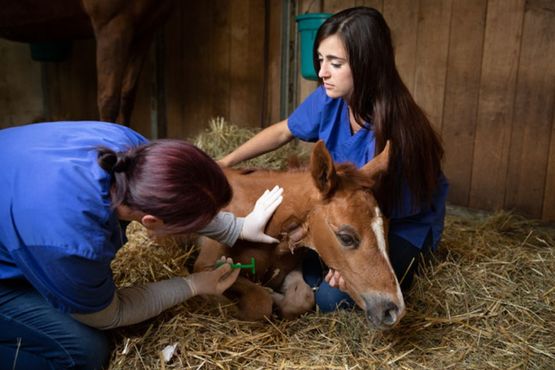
[0,0,553,221]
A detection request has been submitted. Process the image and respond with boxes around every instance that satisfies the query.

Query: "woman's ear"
[141,214,164,230]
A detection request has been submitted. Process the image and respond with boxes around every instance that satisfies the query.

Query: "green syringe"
[215,257,256,275]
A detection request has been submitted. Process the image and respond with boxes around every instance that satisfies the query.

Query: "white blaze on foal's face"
[370,206,405,314]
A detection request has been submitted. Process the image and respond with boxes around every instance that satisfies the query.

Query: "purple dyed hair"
[98,139,232,235]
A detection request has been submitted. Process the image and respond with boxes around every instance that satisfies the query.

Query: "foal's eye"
[330,224,360,248]
[336,231,360,248]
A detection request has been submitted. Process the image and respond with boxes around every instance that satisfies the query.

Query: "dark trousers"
[0,279,111,370]
[303,232,432,312]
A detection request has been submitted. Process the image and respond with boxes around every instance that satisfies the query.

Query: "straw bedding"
[107,121,554,369]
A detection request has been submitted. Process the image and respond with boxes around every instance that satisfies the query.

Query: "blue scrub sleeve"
[12,245,115,314]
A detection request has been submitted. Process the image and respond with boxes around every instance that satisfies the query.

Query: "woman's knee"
[66,323,111,370]
[315,282,354,313]
[0,281,111,370]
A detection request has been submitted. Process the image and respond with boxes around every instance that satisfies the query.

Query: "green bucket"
[29,41,73,62]
[295,12,332,80]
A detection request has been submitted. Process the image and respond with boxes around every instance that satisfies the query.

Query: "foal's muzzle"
[362,293,405,329]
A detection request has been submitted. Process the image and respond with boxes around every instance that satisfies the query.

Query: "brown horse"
[194,141,405,330]
[0,0,175,124]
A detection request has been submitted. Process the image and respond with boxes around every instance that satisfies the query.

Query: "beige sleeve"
[71,277,195,330]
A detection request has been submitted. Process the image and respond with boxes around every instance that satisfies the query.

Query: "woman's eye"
[331,63,342,68]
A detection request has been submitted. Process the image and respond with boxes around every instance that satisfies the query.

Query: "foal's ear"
[310,140,338,197]
[360,140,391,187]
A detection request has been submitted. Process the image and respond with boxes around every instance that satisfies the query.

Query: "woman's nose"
[318,63,329,79]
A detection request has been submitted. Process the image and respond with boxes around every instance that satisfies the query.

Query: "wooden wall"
[0,0,553,221]
[297,0,555,222]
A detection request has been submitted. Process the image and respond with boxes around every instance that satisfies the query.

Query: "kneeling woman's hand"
[186,257,241,296]
[325,268,347,292]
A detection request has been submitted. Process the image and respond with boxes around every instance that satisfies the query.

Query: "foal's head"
[304,141,405,329]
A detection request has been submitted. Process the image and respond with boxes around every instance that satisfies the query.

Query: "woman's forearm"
[219,120,294,167]
[72,277,194,330]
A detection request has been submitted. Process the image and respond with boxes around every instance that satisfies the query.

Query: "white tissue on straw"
[161,343,178,363]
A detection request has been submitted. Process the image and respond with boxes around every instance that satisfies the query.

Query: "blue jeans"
[303,232,432,312]
[0,279,110,370]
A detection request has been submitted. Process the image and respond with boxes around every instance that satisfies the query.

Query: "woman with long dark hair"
[0,121,283,369]
[219,7,448,312]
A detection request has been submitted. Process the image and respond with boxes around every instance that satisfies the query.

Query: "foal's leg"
[272,269,315,319]
[194,238,273,321]
[193,237,228,272]
[230,277,273,321]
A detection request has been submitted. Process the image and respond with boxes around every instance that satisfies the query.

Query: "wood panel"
[441,0,487,205]
[0,40,43,127]
[469,0,525,211]
[265,0,283,124]
[165,1,231,139]
[504,0,555,217]
[412,0,452,133]
[324,0,355,14]
[545,109,555,220]
[383,0,419,92]
[43,39,98,123]
[355,0,383,12]
[229,0,265,128]
[1,1,554,221]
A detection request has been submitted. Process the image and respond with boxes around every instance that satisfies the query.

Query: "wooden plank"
[246,0,266,127]
[210,0,232,125]
[129,41,154,138]
[44,39,98,122]
[412,0,452,134]
[168,1,219,139]
[544,107,555,221]
[355,0,383,12]
[382,0,418,93]
[229,0,265,127]
[469,0,525,211]
[0,40,43,127]
[163,0,185,139]
[265,0,283,125]
[324,0,355,14]
[441,0,487,206]
[504,0,555,218]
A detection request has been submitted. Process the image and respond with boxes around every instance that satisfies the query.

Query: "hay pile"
[192,117,310,169]
[107,123,555,369]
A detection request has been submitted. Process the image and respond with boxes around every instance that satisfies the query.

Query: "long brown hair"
[313,6,444,214]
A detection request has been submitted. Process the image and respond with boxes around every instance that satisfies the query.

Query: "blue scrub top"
[0,121,147,313]
[288,86,449,250]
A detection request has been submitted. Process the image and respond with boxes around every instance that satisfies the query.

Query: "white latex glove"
[240,185,284,243]
[185,257,241,296]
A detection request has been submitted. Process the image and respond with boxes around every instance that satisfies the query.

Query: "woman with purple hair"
[0,121,283,369]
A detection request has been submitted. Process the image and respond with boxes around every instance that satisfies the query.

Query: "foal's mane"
[336,162,376,189]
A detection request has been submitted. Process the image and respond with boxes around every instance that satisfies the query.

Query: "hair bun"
[113,155,130,173]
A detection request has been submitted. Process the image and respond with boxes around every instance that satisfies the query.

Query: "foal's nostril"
[363,294,402,328]
[382,302,399,326]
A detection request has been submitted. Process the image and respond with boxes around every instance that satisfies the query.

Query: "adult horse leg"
[117,34,153,124]
[116,1,175,125]
[92,18,132,123]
